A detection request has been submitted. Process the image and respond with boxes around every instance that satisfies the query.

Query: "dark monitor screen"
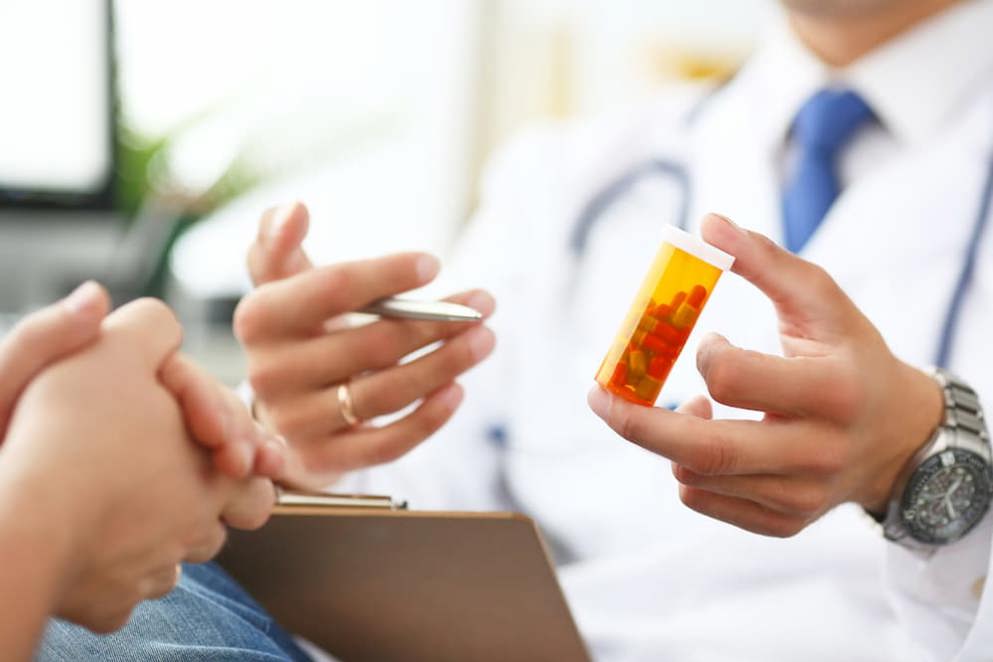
[0,0,115,210]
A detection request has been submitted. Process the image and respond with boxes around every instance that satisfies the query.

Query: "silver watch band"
[934,370,989,452]
[881,369,991,550]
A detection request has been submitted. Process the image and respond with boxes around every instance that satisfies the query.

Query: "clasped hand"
[0,284,285,632]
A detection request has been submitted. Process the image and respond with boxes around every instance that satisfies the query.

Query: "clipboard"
[217,491,591,662]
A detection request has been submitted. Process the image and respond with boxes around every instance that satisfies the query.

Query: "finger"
[270,325,494,438]
[159,355,239,450]
[160,355,277,479]
[211,429,288,480]
[247,202,314,286]
[696,333,850,418]
[677,484,807,538]
[0,281,109,433]
[672,466,829,518]
[234,252,442,342]
[292,383,464,481]
[78,603,138,635]
[141,563,186,600]
[587,386,815,475]
[700,213,854,332]
[102,298,184,371]
[676,394,712,420]
[184,521,230,564]
[349,325,495,424]
[246,289,495,398]
[221,477,276,531]
[252,437,288,480]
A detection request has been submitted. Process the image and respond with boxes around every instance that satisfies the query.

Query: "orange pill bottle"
[595,225,734,406]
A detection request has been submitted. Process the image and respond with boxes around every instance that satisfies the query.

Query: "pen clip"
[275,487,408,511]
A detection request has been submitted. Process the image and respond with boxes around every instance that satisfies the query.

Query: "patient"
[0,283,285,661]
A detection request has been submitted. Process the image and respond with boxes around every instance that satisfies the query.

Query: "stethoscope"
[568,105,993,371]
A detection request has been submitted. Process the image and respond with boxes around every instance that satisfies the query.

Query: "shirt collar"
[742,0,993,148]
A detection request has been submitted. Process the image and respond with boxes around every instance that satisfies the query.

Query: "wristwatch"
[879,369,993,551]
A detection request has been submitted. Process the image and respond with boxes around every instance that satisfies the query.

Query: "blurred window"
[0,0,111,196]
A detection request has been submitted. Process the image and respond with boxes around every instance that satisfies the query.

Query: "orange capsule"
[642,333,669,354]
[635,376,663,402]
[653,321,683,345]
[638,316,658,334]
[610,362,628,388]
[629,350,648,380]
[672,302,699,329]
[688,284,707,308]
[648,355,671,380]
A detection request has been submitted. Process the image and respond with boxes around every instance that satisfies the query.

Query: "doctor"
[235,0,993,659]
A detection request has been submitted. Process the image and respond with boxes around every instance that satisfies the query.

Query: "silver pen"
[359,297,483,323]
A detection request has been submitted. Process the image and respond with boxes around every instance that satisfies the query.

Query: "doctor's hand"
[236,202,496,489]
[588,213,944,537]
[0,298,276,634]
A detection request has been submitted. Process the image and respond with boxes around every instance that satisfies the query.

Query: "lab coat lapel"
[803,110,992,366]
[685,87,783,242]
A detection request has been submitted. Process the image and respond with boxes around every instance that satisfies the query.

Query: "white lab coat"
[337,7,993,660]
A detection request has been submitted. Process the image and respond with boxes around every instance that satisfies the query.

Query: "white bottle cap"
[661,225,735,271]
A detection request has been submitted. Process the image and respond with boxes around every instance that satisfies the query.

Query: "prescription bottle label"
[595,225,734,406]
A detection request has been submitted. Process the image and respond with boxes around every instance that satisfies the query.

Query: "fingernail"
[466,291,495,318]
[587,386,610,417]
[699,331,727,348]
[695,332,723,374]
[264,438,287,455]
[215,407,233,445]
[268,205,294,242]
[64,281,102,315]
[467,326,496,361]
[440,383,464,410]
[416,254,441,283]
[712,213,745,235]
[233,441,254,474]
[252,421,271,443]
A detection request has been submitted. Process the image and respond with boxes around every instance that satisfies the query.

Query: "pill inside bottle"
[595,225,734,406]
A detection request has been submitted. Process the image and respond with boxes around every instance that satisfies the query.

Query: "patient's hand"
[0,281,109,438]
[0,282,284,482]
[1,298,277,634]
[235,202,496,489]
[160,354,286,481]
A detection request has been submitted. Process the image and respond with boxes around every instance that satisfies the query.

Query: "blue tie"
[781,89,874,253]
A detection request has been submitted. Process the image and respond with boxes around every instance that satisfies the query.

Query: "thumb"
[247,202,314,286]
[676,394,713,420]
[0,281,110,435]
[700,213,855,332]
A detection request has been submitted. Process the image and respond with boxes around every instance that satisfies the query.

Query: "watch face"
[902,449,993,545]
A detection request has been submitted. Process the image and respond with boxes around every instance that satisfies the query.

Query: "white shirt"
[749,4,993,660]
[333,2,993,660]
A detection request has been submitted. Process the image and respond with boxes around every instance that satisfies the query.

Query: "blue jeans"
[38,562,313,661]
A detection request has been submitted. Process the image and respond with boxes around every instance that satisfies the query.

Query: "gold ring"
[174,564,183,587]
[337,382,361,427]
